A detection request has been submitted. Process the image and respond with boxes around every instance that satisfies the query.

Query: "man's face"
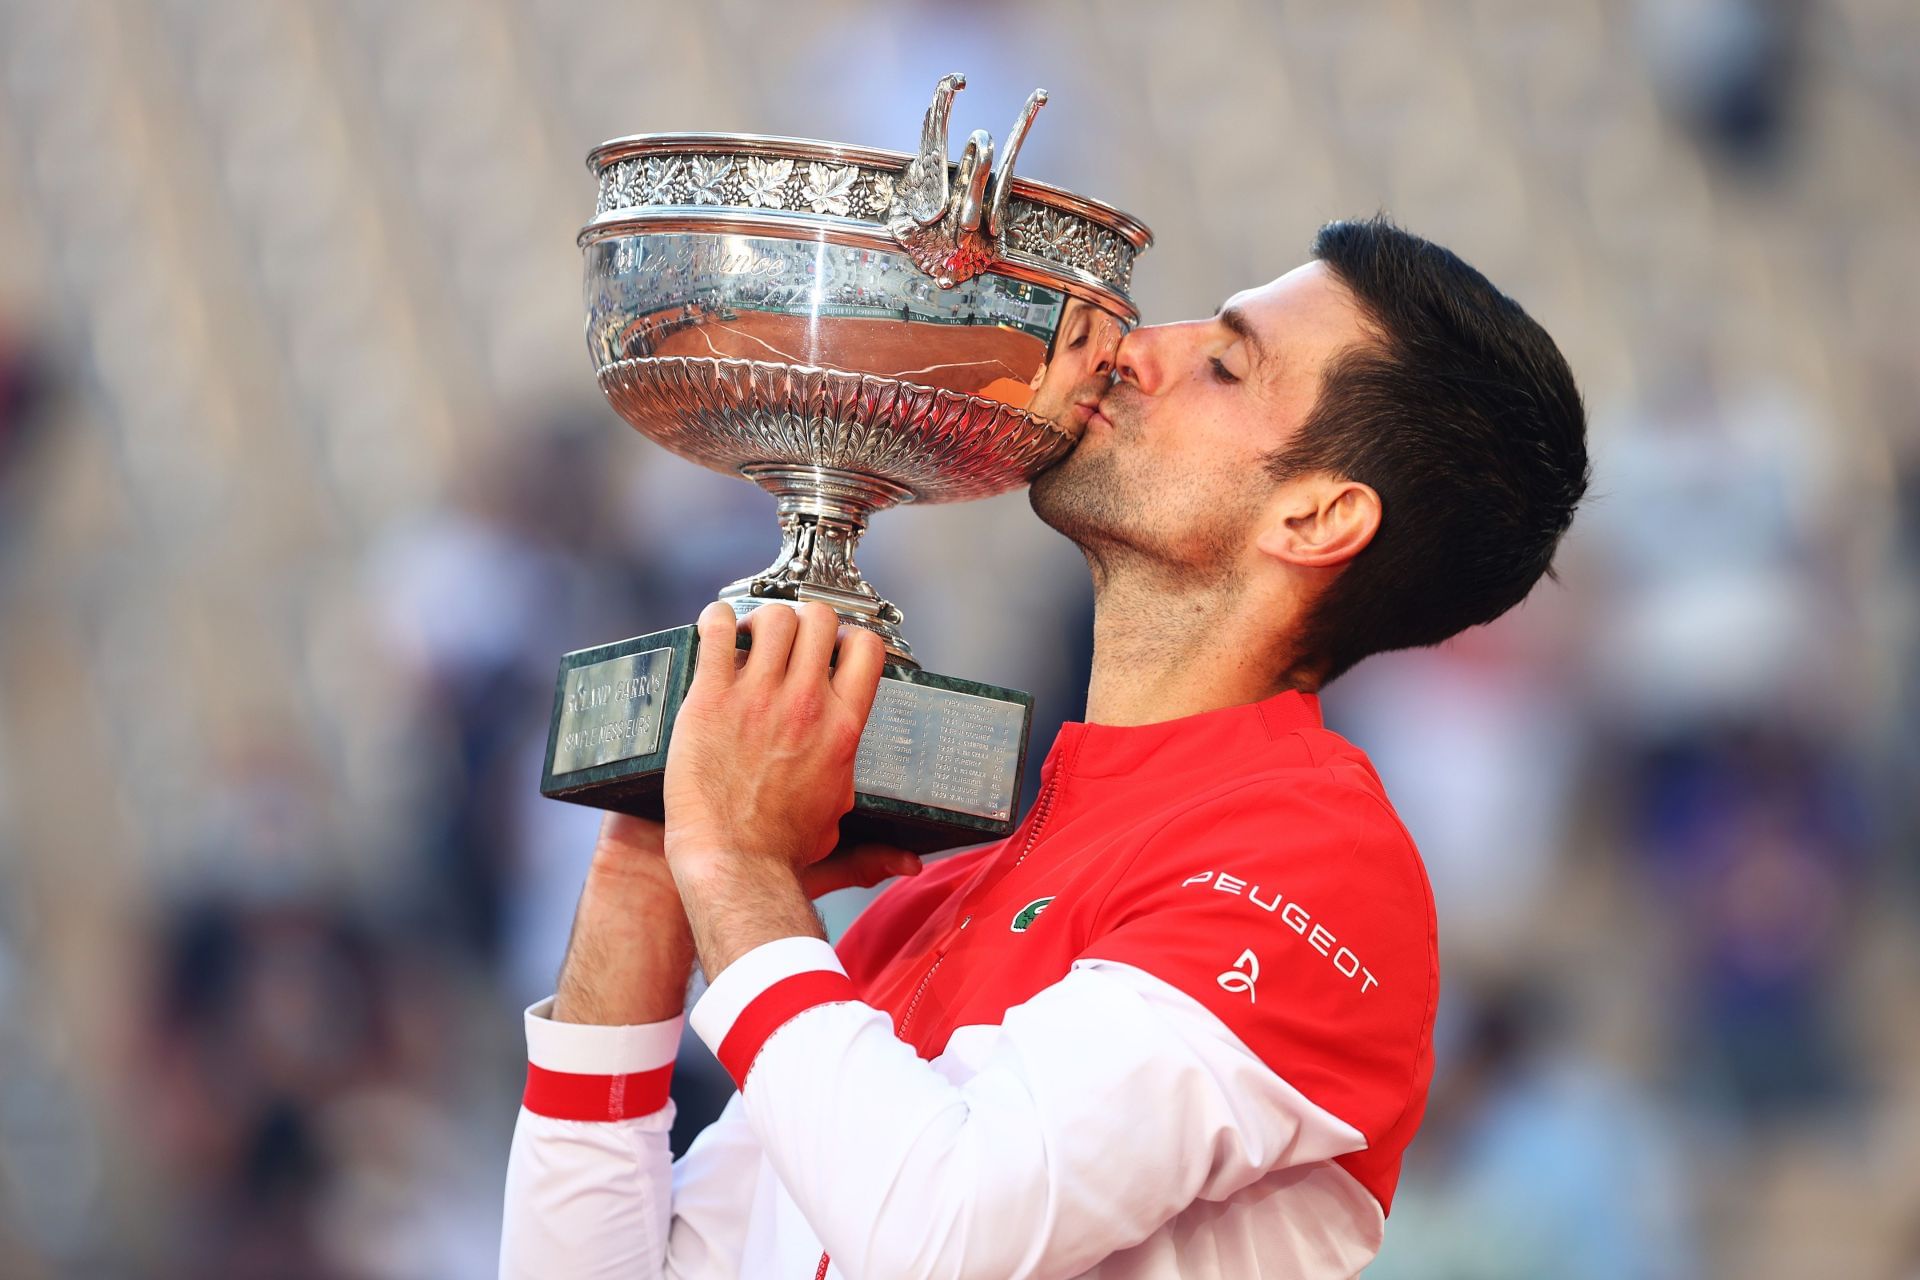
[1030,260,1373,579]
[1028,299,1126,431]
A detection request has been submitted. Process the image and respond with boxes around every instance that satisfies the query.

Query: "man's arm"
[500,818,697,1280]
[500,738,922,1278]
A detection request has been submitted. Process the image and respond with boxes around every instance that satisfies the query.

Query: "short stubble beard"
[1030,392,1259,595]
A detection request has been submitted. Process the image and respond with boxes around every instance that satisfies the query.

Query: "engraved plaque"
[551,647,673,775]
[853,679,1025,822]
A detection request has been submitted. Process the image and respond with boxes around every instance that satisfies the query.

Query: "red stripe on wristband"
[522,1062,673,1121]
[715,969,858,1089]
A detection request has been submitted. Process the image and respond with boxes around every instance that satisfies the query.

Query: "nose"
[1091,342,1115,380]
[1114,323,1165,395]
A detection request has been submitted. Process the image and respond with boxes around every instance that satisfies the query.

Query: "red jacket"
[503,690,1439,1278]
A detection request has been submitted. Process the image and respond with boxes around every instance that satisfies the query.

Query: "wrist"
[665,842,798,894]
[668,845,822,981]
[588,839,680,893]
[662,835,732,877]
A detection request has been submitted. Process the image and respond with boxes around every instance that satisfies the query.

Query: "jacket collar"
[1041,689,1323,782]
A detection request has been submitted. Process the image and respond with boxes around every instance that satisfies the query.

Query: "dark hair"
[1269,215,1590,683]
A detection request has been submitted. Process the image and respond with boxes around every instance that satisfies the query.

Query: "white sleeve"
[688,936,1371,1280]
[499,1000,757,1279]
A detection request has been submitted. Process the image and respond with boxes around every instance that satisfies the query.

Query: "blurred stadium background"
[1,0,1916,1275]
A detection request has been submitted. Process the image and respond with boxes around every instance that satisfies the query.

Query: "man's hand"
[663,600,890,978]
[663,600,887,871]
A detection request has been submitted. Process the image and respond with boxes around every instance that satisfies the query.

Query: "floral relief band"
[593,153,1137,294]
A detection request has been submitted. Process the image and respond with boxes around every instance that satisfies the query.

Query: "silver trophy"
[541,74,1152,850]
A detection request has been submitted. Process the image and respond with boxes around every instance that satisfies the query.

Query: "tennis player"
[501,216,1589,1278]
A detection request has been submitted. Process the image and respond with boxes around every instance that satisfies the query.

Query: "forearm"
[670,850,824,981]
[555,848,695,1025]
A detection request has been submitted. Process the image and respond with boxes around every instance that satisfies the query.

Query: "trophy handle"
[886,76,1052,289]
[955,130,995,234]
[719,464,917,665]
[987,89,1048,240]
[897,72,964,228]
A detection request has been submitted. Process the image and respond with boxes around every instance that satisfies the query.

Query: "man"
[501,216,1589,1278]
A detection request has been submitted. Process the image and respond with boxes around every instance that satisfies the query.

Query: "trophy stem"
[720,464,918,666]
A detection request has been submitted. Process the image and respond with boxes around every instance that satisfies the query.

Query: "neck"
[1081,563,1321,727]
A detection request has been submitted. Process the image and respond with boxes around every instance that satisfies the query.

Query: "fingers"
[739,601,798,683]
[797,846,924,898]
[593,812,666,861]
[787,601,840,683]
[690,601,740,695]
[831,624,888,718]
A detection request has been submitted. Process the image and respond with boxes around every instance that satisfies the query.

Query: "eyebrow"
[1216,302,1267,368]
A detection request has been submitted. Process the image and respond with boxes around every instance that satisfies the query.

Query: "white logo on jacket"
[1182,870,1381,994]
[1217,949,1260,1001]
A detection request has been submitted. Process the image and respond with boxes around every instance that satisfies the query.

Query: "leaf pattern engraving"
[744,157,794,209]
[642,157,685,204]
[1039,208,1085,258]
[593,155,1136,289]
[803,162,856,216]
[598,159,639,212]
[1087,230,1119,278]
[687,156,734,205]
[1009,203,1050,251]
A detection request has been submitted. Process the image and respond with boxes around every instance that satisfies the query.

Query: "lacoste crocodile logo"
[1010,896,1055,933]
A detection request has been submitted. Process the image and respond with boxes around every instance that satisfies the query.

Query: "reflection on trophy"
[540,74,1153,850]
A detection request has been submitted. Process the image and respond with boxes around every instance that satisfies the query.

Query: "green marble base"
[540,623,1033,853]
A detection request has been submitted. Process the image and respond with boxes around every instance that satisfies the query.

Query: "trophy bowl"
[543,74,1154,850]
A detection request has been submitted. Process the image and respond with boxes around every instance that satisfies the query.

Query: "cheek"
[1261,381,1321,453]
[1147,434,1269,529]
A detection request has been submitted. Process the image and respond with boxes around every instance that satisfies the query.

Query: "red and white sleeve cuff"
[519,998,683,1121]
[690,936,859,1089]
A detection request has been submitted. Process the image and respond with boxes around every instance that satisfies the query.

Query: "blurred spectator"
[1581,338,1849,738]
[371,414,645,970]
[137,886,499,1279]
[0,324,54,533]
[1632,723,1865,1121]
[1368,982,1698,1280]
[1580,339,1870,1125]
[1638,0,1805,173]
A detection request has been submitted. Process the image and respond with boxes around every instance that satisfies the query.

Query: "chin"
[1029,445,1118,543]
[1026,459,1074,529]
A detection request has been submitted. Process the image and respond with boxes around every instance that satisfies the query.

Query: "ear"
[1255,474,1381,569]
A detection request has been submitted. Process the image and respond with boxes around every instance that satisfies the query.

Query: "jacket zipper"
[815,760,1070,1279]
[896,767,1062,1041]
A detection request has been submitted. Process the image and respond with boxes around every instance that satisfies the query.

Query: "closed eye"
[1209,356,1240,385]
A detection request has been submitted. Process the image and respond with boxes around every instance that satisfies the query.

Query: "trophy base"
[540,624,1033,854]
